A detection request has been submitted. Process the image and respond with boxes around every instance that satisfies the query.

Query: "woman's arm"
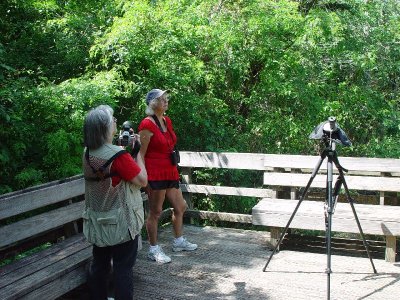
[139,129,153,157]
[129,151,147,187]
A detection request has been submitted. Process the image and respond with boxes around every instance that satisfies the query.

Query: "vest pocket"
[82,207,130,247]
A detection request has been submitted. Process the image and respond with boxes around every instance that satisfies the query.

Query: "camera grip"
[131,140,141,158]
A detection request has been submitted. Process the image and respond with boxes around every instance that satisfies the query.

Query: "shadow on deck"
[60,225,400,300]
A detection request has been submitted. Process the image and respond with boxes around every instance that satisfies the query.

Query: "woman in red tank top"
[138,89,198,264]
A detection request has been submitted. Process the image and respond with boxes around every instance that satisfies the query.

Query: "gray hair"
[83,105,114,150]
[145,98,161,116]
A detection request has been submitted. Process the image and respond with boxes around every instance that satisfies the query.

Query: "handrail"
[179,151,266,170]
[263,154,400,174]
[1,151,399,221]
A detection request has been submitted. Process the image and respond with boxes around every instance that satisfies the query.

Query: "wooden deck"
[59,225,400,300]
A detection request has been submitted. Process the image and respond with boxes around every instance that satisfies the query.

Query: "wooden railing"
[178,151,272,223]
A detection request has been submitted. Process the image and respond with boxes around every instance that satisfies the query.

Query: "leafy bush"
[1,0,399,199]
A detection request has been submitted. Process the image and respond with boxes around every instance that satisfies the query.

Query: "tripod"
[262,137,377,300]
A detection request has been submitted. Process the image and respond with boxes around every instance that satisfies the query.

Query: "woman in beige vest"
[82,105,147,300]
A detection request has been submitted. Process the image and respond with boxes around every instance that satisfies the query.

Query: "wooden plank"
[385,236,396,263]
[0,234,87,277]
[263,172,400,192]
[0,202,85,249]
[0,177,84,221]
[269,227,283,249]
[281,234,386,258]
[180,184,273,198]
[252,198,400,235]
[253,198,400,223]
[264,154,400,174]
[0,235,90,289]
[185,210,252,223]
[0,246,91,299]
[0,175,83,201]
[179,151,266,170]
[21,264,88,300]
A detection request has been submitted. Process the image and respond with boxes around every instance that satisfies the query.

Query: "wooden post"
[379,191,385,206]
[272,167,280,198]
[290,169,297,200]
[181,167,193,224]
[385,236,397,262]
[267,227,283,250]
[380,172,391,205]
[181,167,193,209]
[290,188,297,200]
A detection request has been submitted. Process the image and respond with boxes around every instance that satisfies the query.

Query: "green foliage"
[0,242,52,267]
[191,168,262,214]
[1,0,400,203]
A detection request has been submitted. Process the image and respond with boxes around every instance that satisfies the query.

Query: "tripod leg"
[326,176,343,267]
[331,177,342,213]
[336,168,377,273]
[262,154,326,272]
[324,152,336,300]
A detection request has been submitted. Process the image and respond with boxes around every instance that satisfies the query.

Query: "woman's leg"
[165,188,187,238]
[88,245,111,300]
[112,236,138,300]
[166,188,197,252]
[146,188,167,246]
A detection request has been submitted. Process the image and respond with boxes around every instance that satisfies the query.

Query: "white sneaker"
[147,245,171,264]
[172,237,198,252]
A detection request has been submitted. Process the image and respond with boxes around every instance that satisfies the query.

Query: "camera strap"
[85,148,128,181]
[151,115,175,152]
[151,114,166,132]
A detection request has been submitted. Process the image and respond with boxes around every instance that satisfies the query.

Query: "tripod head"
[309,116,352,147]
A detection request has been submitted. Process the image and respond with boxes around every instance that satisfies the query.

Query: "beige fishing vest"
[82,144,144,247]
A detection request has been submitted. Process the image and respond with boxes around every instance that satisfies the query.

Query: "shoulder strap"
[150,115,176,151]
[103,150,128,170]
[85,148,128,181]
[151,115,166,132]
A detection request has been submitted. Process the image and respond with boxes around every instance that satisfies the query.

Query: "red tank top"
[138,116,179,181]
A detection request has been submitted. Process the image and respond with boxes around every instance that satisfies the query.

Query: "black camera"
[119,121,134,147]
[170,149,180,165]
[309,116,352,146]
[117,121,141,157]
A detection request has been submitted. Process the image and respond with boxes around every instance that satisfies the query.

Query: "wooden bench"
[252,154,400,262]
[0,175,91,299]
[0,175,152,300]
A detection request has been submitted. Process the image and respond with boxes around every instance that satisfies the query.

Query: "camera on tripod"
[262,116,377,299]
[309,116,352,147]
